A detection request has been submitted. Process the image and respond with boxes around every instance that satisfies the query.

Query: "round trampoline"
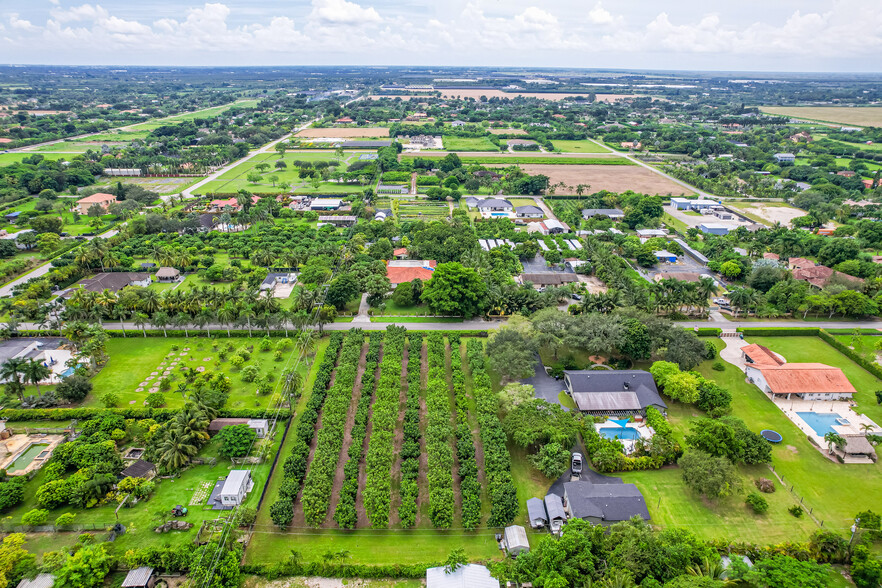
[761,430,783,443]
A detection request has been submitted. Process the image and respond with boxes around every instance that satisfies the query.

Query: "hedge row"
[269,332,344,528]
[736,328,820,336]
[397,334,422,528]
[0,407,290,422]
[302,330,365,526]
[242,561,430,580]
[464,338,517,527]
[819,329,882,381]
[694,328,722,336]
[363,326,406,527]
[425,332,455,528]
[449,334,481,530]
[334,331,383,529]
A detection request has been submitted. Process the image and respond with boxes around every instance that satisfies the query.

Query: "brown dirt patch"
[489,128,527,135]
[438,89,639,102]
[787,445,799,454]
[323,340,369,528]
[296,127,389,138]
[388,345,409,527]
[518,163,694,196]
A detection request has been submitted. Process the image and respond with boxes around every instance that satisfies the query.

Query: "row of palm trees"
[0,357,52,400]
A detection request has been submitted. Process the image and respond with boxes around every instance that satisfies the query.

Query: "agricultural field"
[296,127,390,138]
[441,136,499,151]
[550,139,612,153]
[760,106,882,127]
[0,152,73,165]
[401,153,628,165]
[396,197,449,220]
[91,176,205,196]
[23,141,104,153]
[488,127,528,135]
[519,163,695,195]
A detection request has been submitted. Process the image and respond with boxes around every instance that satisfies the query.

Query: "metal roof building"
[426,564,499,588]
[503,525,530,557]
[527,497,548,528]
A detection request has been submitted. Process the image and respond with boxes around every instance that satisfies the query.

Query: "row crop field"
[248,329,519,564]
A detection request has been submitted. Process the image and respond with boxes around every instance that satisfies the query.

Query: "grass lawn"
[377,300,431,316]
[370,317,463,323]
[662,212,689,235]
[25,142,106,153]
[551,139,612,153]
[0,153,75,165]
[442,136,499,152]
[78,336,323,410]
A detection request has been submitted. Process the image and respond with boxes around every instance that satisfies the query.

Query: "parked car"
[571,452,583,475]
[571,293,582,301]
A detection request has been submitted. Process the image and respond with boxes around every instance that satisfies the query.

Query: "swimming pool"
[598,427,642,440]
[797,412,849,437]
[8,443,50,472]
[490,212,509,217]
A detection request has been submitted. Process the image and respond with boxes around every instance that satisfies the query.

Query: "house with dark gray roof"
[563,370,666,416]
[515,205,544,218]
[476,198,513,213]
[563,480,650,525]
[582,208,624,220]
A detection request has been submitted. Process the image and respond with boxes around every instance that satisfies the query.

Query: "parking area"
[666,204,754,232]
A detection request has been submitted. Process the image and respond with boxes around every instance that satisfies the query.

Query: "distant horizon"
[1,0,880,72]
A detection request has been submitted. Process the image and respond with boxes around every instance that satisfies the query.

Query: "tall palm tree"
[217,302,238,338]
[152,310,171,337]
[22,358,51,398]
[824,431,845,455]
[0,358,27,401]
[157,433,199,471]
[173,313,191,338]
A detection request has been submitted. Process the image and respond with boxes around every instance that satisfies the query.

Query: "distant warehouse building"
[699,223,730,236]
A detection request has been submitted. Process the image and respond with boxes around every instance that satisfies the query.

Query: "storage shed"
[544,493,567,533]
[527,497,548,529]
[503,525,530,556]
[122,566,156,588]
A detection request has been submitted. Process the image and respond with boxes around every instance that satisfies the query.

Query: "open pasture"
[761,106,882,127]
[296,127,390,138]
[437,89,639,102]
[518,163,695,195]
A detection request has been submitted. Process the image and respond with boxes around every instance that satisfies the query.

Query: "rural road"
[6,99,259,154]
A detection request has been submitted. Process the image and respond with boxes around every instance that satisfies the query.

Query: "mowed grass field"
[0,152,74,165]
[551,139,612,153]
[621,336,882,542]
[441,136,499,151]
[761,106,882,127]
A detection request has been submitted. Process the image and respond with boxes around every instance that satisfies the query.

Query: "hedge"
[242,561,430,579]
[694,328,722,337]
[13,329,490,339]
[0,407,289,422]
[736,328,820,337]
[819,329,882,381]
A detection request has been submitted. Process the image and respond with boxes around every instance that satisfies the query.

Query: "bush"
[230,355,245,369]
[54,512,76,527]
[56,375,93,403]
[273,350,283,362]
[241,365,259,383]
[712,362,725,372]
[789,505,805,518]
[22,509,49,526]
[259,338,272,352]
[755,478,776,493]
[746,492,769,513]
[234,506,257,526]
[269,500,293,528]
[100,392,118,408]
[145,393,165,408]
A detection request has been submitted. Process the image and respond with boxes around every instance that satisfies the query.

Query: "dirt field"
[296,127,390,138]
[94,176,203,195]
[439,90,638,102]
[488,128,528,135]
[518,164,695,195]
[728,202,807,227]
[760,106,882,127]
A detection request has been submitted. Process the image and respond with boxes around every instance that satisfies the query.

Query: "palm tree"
[824,431,845,455]
[22,358,51,398]
[860,423,876,434]
[134,312,149,337]
[111,306,129,337]
[687,557,726,580]
[152,310,171,337]
[239,305,256,337]
[173,313,191,338]
[0,358,27,401]
[217,302,238,338]
[157,433,199,471]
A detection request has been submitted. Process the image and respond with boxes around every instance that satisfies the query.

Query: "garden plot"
[518,164,695,196]
[396,199,448,220]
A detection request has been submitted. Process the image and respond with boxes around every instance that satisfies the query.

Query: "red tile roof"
[386,261,436,285]
[741,344,784,366]
[77,192,116,204]
[754,363,856,395]
[393,248,408,257]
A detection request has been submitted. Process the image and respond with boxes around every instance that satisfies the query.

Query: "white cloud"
[587,2,616,25]
[308,0,381,25]
[9,13,37,31]
[50,4,110,22]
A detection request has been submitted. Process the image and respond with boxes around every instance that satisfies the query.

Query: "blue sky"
[1,0,880,71]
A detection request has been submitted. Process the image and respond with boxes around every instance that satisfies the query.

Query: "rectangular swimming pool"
[8,443,50,472]
[796,412,848,437]
[598,427,641,440]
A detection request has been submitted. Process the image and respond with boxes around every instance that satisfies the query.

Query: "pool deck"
[0,434,65,475]
[594,420,653,454]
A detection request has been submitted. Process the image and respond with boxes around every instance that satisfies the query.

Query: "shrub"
[755,478,776,493]
[56,375,93,403]
[746,492,769,513]
[259,338,272,352]
[54,512,76,527]
[273,350,283,362]
[235,506,257,526]
[158,377,171,391]
[22,509,49,526]
[229,354,245,369]
[241,365,259,383]
[269,500,293,528]
[712,361,725,372]
[789,505,805,518]
[235,346,251,361]
[100,392,119,408]
[145,393,166,408]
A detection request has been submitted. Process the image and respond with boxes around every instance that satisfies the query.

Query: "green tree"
[325,272,360,310]
[217,424,257,458]
[391,281,414,307]
[0,533,34,588]
[486,326,538,383]
[37,232,61,256]
[20,509,47,526]
[56,375,93,403]
[498,383,535,413]
[420,262,486,318]
[529,442,570,478]
[678,450,740,499]
[731,555,829,588]
[662,372,701,403]
[54,543,114,588]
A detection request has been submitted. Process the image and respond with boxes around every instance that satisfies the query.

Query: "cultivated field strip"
[269,332,344,528]
[364,326,406,527]
[466,338,518,526]
[333,331,382,528]
[301,330,365,526]
[449,334,481,529]
[426,333,456,528]
[397,334,423,527]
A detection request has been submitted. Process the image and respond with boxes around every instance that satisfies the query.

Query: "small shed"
[4,211,21,223]
[503,525,530,557]
[654,250,678,263]
[220,470,253,507]
[527,497,548,529]
[247,419,269,438]
[122,566,155,588]
[119,459,156,480]
[544,493,567,533]
[16,575,55,588]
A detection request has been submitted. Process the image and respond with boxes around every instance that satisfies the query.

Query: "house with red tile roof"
[386,260,436,285]
[76,192,116,215]
[745,362,855,401]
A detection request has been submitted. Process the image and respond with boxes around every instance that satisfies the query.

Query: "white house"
[476,198,513,213]
[774,153,796,163]
[745,363,855,401]
[635,228,668,241]
[515,205,544,218]
[220,470,253,507]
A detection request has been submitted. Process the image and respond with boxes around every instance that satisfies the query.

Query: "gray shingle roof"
[527,497,547,525]
[477,198,513,209]
[564,480,650,522]
[544,493,566,521]
[582,208,624,218]
[565,370,666,412]
[516,205,543,214]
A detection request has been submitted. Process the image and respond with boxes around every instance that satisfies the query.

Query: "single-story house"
[654,250,677,263]
[374,208,393,221]
[741,344,784,367]
[16,574,55,588]
[464,196,481,208]
[121,566,156,588]
[527,497,548,529]
[526,219,568,235]
[119,459,156,480]
[155,267,180,282]
[219,470,253,507]
[563,480,650,525]
[745,362,855,401]
[518,273,578,288]
[503,525,530,557]
[66,272,151,295]
[515,205,544,218]
[582,208,624,220]
[791,264,863,289]
[386,260,437,285]
[774,153,796,163]
[698,223,730,236]
[763,252,780,261]
[670,198,719,211]
[393,247,408,259]
[317,215,357,227]
[563,370,667,416]
[426,564,499,588]
[788,257,814,270]
[310,198,342,210]
[76,192,116,215]
[476,198,514,213]
[635,228,668,241]
[260,272,296,291]
[544,493,567,533]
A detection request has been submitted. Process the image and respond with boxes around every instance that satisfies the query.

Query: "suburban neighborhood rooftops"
[121,567,154,587]
[564,480,650,522]
[751,363,856,395]
[582,208,624,218]
[426,564,499,588]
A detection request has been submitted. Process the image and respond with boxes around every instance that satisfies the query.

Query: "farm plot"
[550,139,612,153]
[518,164,696,195]
[296,127,390,138]
[442,136,499,151]
[92,176,205,196]
[396,198,449,220]
[760,106,882,127]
